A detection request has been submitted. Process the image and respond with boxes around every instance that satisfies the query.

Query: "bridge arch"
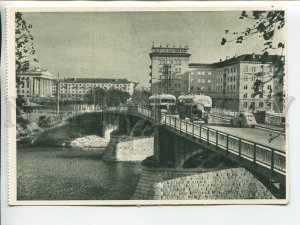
[180,148,206,168]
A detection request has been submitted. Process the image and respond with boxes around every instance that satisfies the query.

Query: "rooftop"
[58,78,135,84]
[213,54,285,67]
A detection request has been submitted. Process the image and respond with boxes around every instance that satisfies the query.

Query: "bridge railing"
[162,114,286,176]
[105,106,286,177]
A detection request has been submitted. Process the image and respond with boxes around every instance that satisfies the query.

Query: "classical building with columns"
[17,69,54,99]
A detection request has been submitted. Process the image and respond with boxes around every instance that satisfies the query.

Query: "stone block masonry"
[132,166,275,200]
[102,134,154,162]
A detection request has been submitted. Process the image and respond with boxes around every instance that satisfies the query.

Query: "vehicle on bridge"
[148,94,177,113]
[177,94,212,123]
[230,112,257,128]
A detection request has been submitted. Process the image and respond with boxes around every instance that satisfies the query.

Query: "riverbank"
[17,111,110,148]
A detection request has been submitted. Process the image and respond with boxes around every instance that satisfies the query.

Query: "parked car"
[230,112,257,128]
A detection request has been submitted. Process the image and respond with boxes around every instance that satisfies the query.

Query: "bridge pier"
[102,112,154,162]
[150,125,206,168]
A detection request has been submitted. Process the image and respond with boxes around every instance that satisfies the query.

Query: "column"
[29,77,33,97]
[34,78,37,96]
[39,79,42,97]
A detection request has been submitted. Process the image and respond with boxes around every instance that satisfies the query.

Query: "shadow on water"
[17,146,142,200]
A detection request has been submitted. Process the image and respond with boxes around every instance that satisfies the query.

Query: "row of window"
[190,71,212,76]
[158,67,182,73]
[190,85,212,91]
[191,79,212,84]
[158,83,181,88]
[244,65,274,73]
[242,101,269,109]
[216,67,236,75]
[59,83,130,87]
[158,59,182,65]
[216,76,236,83]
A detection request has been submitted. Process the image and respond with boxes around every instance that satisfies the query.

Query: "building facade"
[212,54,284,112]
[52,78,136,100]
[17,69,54,99]
[149,44,191,96]
[149,44,284,113]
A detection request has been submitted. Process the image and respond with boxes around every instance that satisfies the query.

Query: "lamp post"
[57,72,60,114]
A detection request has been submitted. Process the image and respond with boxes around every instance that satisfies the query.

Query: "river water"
[17,147,142,200]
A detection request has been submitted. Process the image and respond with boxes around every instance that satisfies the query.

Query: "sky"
[23,11,285,87]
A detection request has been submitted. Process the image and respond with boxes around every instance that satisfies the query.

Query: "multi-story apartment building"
[17,69,54,99]
[149,44,284,113]
[213,54,284,112]
[52,78,136,100]
[149,44,191,96]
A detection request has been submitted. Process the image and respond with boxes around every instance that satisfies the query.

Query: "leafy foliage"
[221,11,285,110]
[131,89,151,106]
[84,88,130,107]
[15,12,39,75]
[221,11,285,53]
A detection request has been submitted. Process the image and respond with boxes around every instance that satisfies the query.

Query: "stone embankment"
[70,135,109,148]
[132,167,275,200]
[102,134,154,162]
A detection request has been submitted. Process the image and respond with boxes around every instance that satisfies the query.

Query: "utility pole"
[57,72,60,114]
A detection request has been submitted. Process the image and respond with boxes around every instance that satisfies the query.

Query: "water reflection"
[17,147,142,200]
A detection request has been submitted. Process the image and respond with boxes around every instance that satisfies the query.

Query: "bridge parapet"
[104,106,286,184]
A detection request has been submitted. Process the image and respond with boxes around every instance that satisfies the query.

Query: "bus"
[148,94,176,113]
[177,94,212,123]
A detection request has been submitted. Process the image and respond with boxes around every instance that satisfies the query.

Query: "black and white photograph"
[8,7,287,204]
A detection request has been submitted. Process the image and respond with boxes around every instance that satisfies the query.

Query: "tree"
[15,12,39,76]
[221,11,285,111]
[15,12,39,112]
[84,88,130,107]
[131,89,151,106]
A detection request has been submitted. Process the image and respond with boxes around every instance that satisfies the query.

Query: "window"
[259,93,263,98]
[244,85,248,90]
[244,65,248,73]
[243,102,248,108]
[234,67,236,72]
[252,67,256,73]
[208,71,212,76]
[197,71,201,75]
[267,85,272,90]
[201,71,205,75]
[230,77,233,82]
[207,79,211,83]
[243,93,247,98]
[233,76,235,81]
[233,85,235,90]
[259,102,264,108]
